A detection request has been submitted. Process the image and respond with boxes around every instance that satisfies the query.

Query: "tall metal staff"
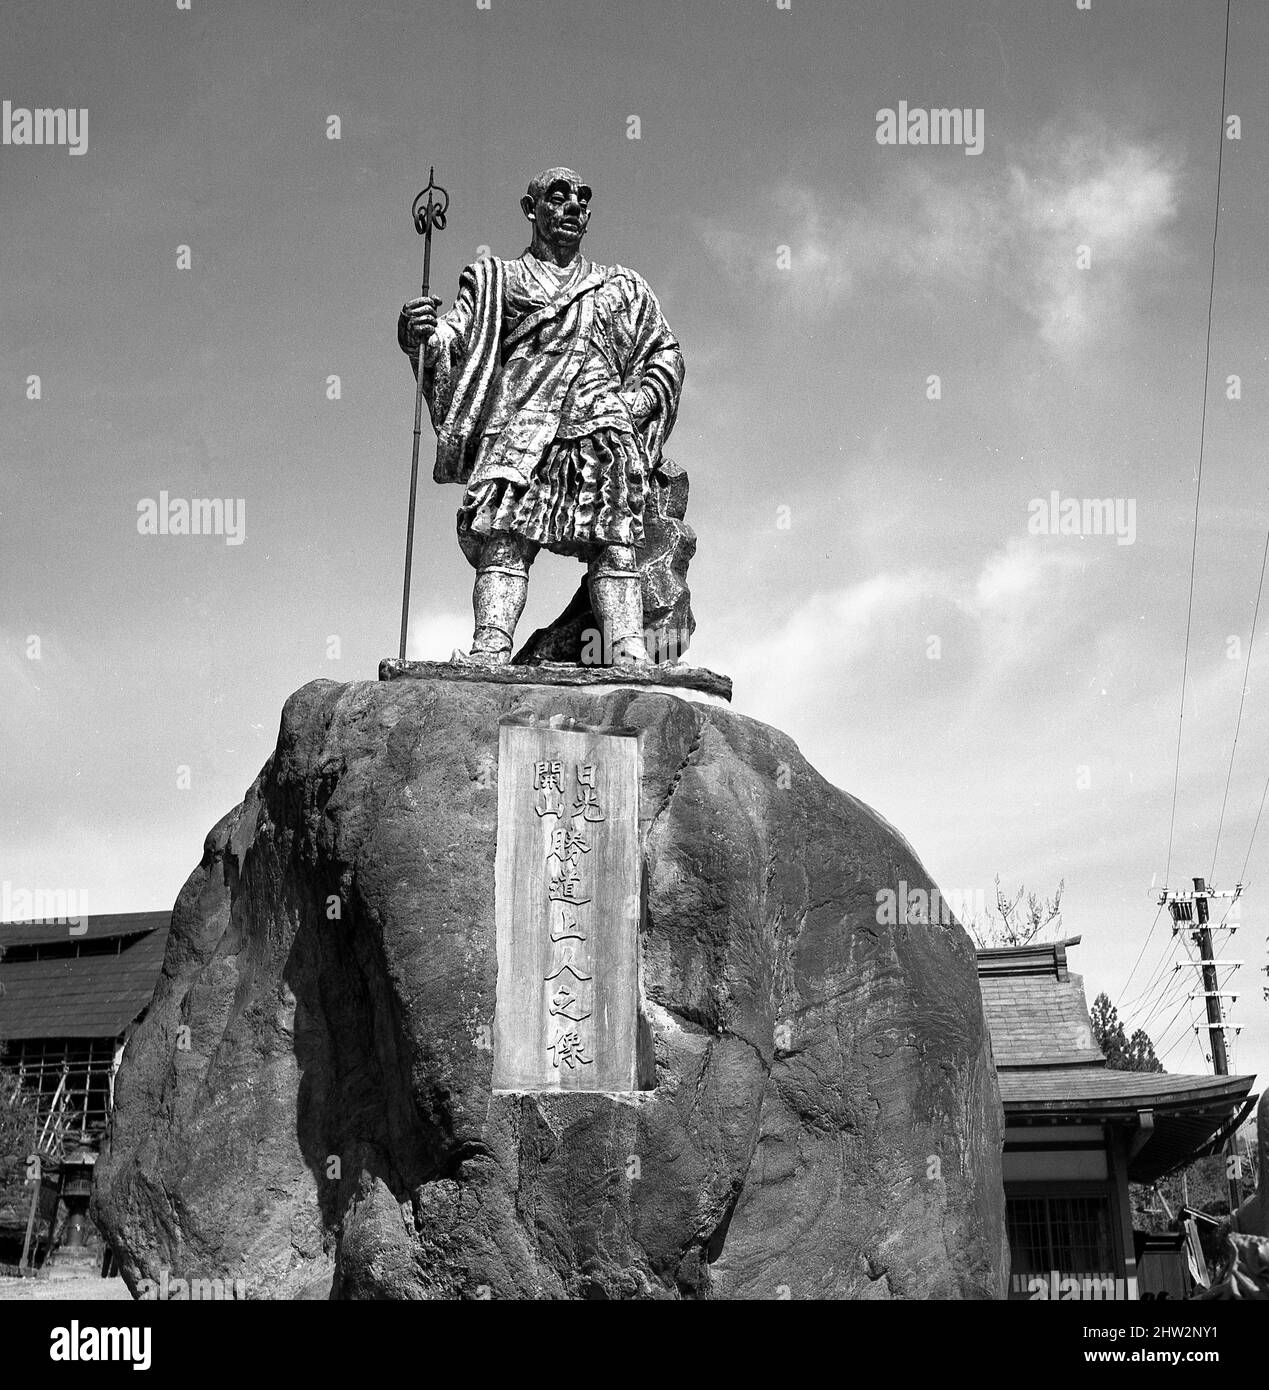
[399,167,450,661]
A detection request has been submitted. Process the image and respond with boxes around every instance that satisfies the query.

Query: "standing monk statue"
[397,167,685,667]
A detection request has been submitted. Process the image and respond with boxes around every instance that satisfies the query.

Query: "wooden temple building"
[0,911,169,1271]
[978,936,1258,1299]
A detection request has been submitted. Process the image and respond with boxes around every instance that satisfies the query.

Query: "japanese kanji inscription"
[493,718,640,1091]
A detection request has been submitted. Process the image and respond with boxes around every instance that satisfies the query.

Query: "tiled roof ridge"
[975,934,1082,980]
[0,908,170,948]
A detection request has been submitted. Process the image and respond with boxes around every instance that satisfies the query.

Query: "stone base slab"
[379,656,732,703]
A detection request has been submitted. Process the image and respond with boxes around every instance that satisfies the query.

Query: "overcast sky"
[2,0,1267,1088]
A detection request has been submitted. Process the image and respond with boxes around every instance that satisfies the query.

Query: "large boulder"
[92,675,1007,1299]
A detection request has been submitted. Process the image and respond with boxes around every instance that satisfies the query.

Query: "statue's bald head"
[521,168,593,255]
[526,167,590,203]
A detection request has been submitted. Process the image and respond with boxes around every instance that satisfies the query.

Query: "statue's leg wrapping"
[588,544,649,665]
[460,535,536,664]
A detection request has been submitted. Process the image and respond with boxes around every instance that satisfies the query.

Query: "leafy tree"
[1090,993,1163,1072]
[1135,1156,1235,1244]
[1123,1027,1164,1073]
[1090,992,1127,1064]
[0,1062,43,1236]
[0,1064,41,1159]
[0,947,42,1174]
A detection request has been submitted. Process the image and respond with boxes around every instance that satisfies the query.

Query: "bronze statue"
[398,167,688,667]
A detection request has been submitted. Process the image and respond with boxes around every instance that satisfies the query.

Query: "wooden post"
[1258,1093,1269,1235]
[1109,1127,1139,1299]
[1190,879,1241,1226]
[38,1068,68,1151]
[19,1162,40,1274]
[1161,878,1245,1230]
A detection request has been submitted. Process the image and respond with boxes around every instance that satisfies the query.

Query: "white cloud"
[970,536,1086,613]
[694,127,1179,349]
[726,569,933,687]
[723,537,1091,734]
[0,632,57,744]
[408,610,472,662]
[1004,135,1179,346]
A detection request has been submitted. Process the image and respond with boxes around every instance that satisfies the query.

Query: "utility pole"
[1160,877,1244,1227]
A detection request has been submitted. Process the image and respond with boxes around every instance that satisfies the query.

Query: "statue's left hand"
[622,384,656,426]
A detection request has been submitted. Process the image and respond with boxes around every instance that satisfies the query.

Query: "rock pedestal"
[92,673,1007,1299]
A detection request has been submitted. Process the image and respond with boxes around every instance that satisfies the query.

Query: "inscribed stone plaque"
[493,719,640,1092]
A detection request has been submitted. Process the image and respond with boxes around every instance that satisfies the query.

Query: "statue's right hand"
[398,295,441,354]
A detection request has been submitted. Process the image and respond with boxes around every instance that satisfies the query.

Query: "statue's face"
[523,172,592,251]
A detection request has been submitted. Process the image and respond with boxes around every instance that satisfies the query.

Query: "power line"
[1137,937,1197,1035]
[1174,1029,1201,1073]
[1154,957,1208,1057]
[1162,0,1234,892]
[1210,520,1269,881]
[1156,990,1200,1061]
[1125,964,1184,1043]
[1116,902,1166,1009]
[1137,962,1190,1034]
[1235,777,1269,888]
[1122,926,1184,1015]
[1136,2,1238,1065]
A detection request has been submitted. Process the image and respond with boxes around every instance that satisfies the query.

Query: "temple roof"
[977,936,1257,1182]
[0,910,170,1041]
[979,937,1105,1068]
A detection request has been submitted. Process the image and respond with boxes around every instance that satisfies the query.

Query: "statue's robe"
[416,249,684,565]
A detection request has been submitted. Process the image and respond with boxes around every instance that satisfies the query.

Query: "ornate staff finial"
[412,167,449,235]
[411,167,450,299]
